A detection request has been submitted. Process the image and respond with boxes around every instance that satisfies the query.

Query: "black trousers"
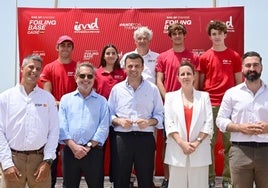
[51,144,60,188]
[113,131,156,188]
[62,145,104,188]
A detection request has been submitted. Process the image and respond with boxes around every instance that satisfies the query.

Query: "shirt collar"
[240,80,267,91]
[73,89,98,99]
[125,77,145,89]
[134,49,152,58]
[16,83,39,95]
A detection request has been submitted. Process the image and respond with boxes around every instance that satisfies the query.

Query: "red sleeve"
[40,64,52,83]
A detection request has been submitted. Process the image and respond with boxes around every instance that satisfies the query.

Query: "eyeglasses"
[78,74,94,79]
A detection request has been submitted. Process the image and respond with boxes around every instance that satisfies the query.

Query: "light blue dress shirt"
[59,89,109,146]
[108,78,164,132]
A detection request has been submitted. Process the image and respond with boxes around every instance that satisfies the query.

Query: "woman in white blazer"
[164,61,213,188]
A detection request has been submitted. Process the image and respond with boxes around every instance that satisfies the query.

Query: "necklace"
[182,92,193,108]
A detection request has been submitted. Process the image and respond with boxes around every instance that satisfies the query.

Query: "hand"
[136,118,150,129]
[34,162,50,182]
[189,140,200,149]
[119,118,133,129]
[240,123,264,135]
[3,166,21,182]
[256,121,268,134]
[70,144,90,159]
[179,141,196,155]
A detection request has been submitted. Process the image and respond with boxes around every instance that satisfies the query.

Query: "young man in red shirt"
[199,20,242,188]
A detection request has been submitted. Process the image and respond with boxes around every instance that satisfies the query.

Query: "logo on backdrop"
[27,15,57,34]
[163,15,192,33]
[225,16,235,32]
[32,50,46,58]
[83,50,99,61]
[74,18,100,33]
[119,22,142,30]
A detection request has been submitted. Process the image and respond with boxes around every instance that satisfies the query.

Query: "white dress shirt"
[0,84,59,170]
[216,81,268,142]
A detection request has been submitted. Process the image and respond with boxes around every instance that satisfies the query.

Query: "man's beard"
[243,71,261,82]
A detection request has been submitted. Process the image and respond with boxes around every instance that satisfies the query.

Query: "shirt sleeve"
[152,87,164,129]
[39,64,52,83]
[200,92,213,136]
[0,93,14,170]
[58,95,71,144]
[43,94,59,160]
[91,99,110,145]
[107,88,117,124]
[155,54,165,73]
[216,89,233,132]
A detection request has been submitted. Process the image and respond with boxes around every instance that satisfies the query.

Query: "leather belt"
[115,131,153,136]
[11,146,45,155]
[232,142,268,147]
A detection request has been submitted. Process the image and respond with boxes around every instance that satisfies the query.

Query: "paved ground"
[0,175,226,187]
[48,176,226,188]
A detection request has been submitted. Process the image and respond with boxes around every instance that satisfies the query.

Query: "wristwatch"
[87,142,93,149]
[197,137,202,143]
[44,159,54,166]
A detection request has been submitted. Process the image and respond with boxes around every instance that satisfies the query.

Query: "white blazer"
[164,89,213,167]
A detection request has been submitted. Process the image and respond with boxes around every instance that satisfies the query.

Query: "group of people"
[0,20,267,188]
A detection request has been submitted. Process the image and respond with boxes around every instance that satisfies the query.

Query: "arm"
[226,122,267,135]
[43,81,60,106]
[43,81,52,93]
[0,97,21,180]
[234,72,243,85]
[43,95,59,161]
[34,94,59,182]
[199,73,205,90]
[156,72,166,100]
[191,93,212,148]
[91,100,110,145]
[169,132,196,155]
[194,71,199,89]
[112,117,133,129]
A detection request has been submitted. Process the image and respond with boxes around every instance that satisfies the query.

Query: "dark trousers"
[113,131,156,188]
[62,145,104,188]
[109,126,116,183]
[51,144,60,188]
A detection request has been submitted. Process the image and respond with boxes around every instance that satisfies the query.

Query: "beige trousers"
[1,152,51,188]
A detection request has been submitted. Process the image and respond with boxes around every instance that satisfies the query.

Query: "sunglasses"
[78,74,94,79]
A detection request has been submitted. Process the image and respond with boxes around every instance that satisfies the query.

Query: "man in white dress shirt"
[216,51,268,188]
[0,54,59,188]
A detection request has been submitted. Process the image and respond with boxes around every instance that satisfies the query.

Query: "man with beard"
[216,51,268,188]
[199,20,242,188]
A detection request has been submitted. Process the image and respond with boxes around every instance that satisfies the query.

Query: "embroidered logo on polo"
[35,103,48,107]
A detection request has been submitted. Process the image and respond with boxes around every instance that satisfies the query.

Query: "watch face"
[87,142,92,147]
[45,159,53,165]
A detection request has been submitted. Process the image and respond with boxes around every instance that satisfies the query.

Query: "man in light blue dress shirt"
[59,62,109,188]
[108,53,164,188]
